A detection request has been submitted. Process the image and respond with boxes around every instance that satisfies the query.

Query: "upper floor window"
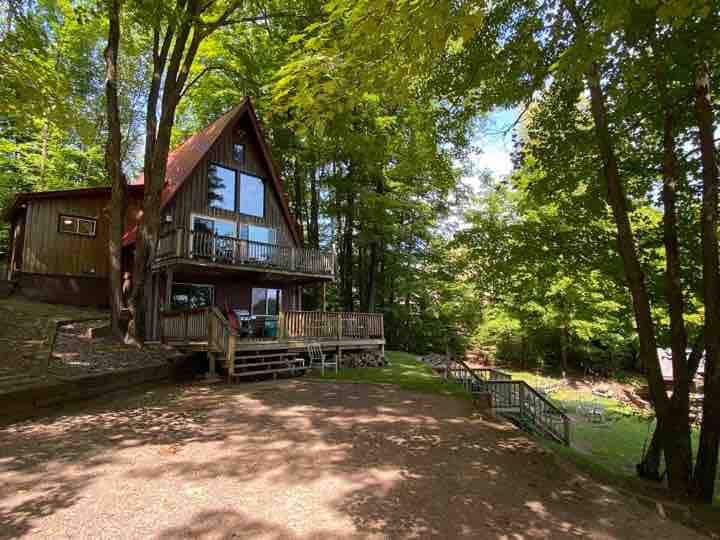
[239,173,264,217]
[192,215,236,238]
[208,163,236,211]
[232,143,245,164]
[59,214,96,237]
[242,224,275,244]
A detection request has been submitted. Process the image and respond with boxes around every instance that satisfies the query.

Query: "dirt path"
[0,380,705,539]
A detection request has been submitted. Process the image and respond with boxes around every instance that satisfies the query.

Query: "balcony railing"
[155,228,335,277]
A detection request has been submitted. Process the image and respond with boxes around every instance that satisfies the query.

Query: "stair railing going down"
[445,358,571,445]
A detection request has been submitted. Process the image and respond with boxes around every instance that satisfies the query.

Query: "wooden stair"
[445,360,571,445]
[222,350,307,381]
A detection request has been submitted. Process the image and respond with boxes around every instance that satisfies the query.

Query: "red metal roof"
[123,98,301,246]
[3,185,144,222]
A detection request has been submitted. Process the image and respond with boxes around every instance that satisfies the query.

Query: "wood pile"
[340,350,388,368]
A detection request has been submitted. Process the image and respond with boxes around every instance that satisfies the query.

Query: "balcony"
[154,228,335,279]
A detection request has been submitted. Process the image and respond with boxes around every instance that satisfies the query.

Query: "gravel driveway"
[0,380,705,539]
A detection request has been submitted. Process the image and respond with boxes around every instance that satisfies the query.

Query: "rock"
[420,353,451,373]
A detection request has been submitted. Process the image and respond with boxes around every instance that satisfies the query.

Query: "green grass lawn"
[501,367,719,506]
[309,350,469,399]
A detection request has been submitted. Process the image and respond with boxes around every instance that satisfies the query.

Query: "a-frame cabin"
[5,99,384,378]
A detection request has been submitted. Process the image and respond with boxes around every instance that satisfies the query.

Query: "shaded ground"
[0,297,178,379]
[0,297,105,374]
[0,380,706,539]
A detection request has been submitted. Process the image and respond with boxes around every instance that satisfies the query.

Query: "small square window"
[232,144,245,164]
[60,217,76,234]
[77,219,96,236]
[58,214,97,237]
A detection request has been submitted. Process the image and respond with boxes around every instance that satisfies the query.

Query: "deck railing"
[155,228,335,277]
[279,311,384,340]
[161,308,384,346]
[160,307,209,343]
[446,358,570,445]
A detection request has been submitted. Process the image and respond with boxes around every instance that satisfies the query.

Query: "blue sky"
[463,108,519,192]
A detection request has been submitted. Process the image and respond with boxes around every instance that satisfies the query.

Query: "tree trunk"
[637,421,663,482]
[129,0,206,342]
[341,190,355,312]
[651,52,693,486]
[559,323,568,378]
[691,61,720,503]
[309,167,320,248]
[581,56,688,490]
[293,157,305,225]
[103,0,127,340]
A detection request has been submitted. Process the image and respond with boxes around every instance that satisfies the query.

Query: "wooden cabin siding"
[162,116,296,248]
[21,196,110,277]
[162,270,301,313]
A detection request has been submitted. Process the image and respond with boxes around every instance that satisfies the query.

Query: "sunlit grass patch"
[309,350,469,399]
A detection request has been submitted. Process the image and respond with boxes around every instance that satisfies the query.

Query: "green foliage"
[0,0,148,254]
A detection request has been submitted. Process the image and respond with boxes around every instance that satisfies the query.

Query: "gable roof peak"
[124,97,301,246]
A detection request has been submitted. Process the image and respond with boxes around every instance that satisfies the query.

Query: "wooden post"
[322,282,327,312]
[227,332,236,378]
[519,383,526,417]
[151,272,160,341]
[175,227,184,257]
[164,268,173,310]
[336,312,342,340]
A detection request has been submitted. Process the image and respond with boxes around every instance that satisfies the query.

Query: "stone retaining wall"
[0,361,176,424]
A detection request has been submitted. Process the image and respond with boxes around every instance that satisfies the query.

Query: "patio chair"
[306,342,338,375]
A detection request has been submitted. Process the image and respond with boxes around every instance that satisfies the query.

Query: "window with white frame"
[240,224,276,244]
[59,214,97,237]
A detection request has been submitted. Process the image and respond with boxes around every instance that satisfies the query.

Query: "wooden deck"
[161,308,385,379]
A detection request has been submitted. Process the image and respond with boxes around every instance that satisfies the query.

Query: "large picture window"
[251,288,281,317]
[208,163,236,211]
[192,215,236,238]
[239,173,264,217]
[170,283,214,310]
[241,224,275,244]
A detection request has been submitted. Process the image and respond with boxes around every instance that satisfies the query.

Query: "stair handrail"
[209,307,232,353]
[445,357,571,445]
